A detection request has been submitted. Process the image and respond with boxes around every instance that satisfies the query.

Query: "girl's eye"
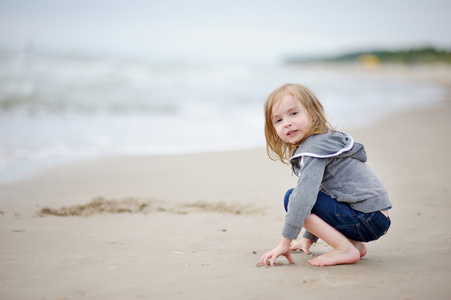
[292,111,298,116]
[274,119,282,124]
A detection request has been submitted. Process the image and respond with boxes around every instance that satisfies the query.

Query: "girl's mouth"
[287,130,298,136]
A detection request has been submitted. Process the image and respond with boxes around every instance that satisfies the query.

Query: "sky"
[1,0,451,63]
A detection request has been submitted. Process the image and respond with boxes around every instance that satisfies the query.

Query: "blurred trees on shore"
[285,47,451,65]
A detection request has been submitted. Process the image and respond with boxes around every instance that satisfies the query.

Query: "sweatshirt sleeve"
[303,230,319,243]
[282,156,326,240]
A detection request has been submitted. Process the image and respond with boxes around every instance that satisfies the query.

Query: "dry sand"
[1,64,451,299]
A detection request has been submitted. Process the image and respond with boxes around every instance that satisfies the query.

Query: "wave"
[0,52,257,114]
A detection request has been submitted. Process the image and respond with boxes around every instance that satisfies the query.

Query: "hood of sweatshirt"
[289,131,367,166]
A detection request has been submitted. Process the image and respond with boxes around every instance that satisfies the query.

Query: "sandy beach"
[1,64,451,299]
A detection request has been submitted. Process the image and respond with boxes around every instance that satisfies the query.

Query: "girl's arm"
[303,230,319,242]
[283,156,326,239]
[261,156,326,266]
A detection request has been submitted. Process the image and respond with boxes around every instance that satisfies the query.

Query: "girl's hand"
[261,237,295,266]
[290,238,313,254]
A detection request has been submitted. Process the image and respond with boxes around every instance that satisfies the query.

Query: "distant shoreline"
[284,46,451,65]
[288,62,451,87]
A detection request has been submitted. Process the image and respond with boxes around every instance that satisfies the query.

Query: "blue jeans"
[284,189,390,242]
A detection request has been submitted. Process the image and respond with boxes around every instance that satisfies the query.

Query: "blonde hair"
[264,83,333,164]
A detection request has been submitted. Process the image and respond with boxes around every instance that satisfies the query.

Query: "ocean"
[0,52,446,183]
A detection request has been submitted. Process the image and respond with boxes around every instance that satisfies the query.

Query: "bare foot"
[350,240,367,257]
[308,248,360,267]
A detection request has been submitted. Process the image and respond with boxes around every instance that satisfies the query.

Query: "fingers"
[261,242,294,266]
[270,255,277,266]
[261,252,278,266]
[290,241,301,251]
[260,252,271,266]
[289,244,302,252]
[261,251,295,266]
[263,254,277,266]
[286,252,295,264]
[290,247,311,255]
[290,241,311,254]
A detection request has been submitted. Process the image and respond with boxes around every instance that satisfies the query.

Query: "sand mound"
[38,197,150,217]
[37,197,262,217]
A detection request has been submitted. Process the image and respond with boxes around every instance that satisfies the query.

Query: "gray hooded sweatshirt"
[282,131,392,240]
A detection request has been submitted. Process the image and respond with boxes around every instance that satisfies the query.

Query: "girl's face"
[271,93,312,145]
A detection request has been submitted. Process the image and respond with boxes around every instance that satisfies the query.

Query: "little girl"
[260,83,391,267]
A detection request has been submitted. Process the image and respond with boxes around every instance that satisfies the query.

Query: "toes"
[308,255,325,267]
